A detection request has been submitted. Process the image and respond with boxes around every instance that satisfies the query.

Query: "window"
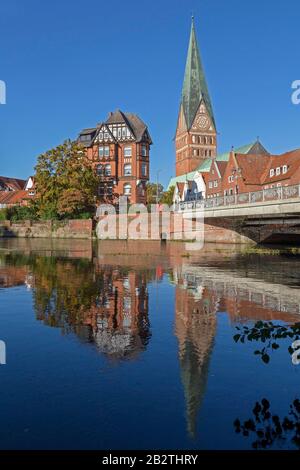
[124,164,132,176]
[192,135,196,144]
[99,132,103,140]
[276,167,281,176]
[104,132,109,140]
[118,128,122,139]
[141,144,147,157]
[283,165,288,174]
[96,164,103,176]
[122,127,126,138]
[214,180,218,188]
[124,146,132,157]
[123,183,131,195]
[99,146,109,158]
[105,164,111,176]
[208,182,213,189]
[270,169,275,177]
[80,134,91,142]
[141,163,147,177]
[228,175,234,183]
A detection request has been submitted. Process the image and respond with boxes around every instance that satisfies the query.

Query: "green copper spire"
[181,18,216,130]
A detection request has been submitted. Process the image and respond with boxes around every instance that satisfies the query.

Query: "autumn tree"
[34,140,99,219]
[160,186,175,206]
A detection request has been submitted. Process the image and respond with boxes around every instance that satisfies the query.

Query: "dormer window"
[283,165,288,174]
[276,167,281,176]
[270,169,275,177]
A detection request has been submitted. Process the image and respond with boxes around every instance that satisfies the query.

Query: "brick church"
[169,18,300,201]
[175,17,217,177]
[78,110,152,204]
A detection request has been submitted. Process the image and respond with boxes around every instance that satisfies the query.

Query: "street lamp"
[156,169,162,205]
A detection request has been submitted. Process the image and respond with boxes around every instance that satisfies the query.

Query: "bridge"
[177,184,300,244]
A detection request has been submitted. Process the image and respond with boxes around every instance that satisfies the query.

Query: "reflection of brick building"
[78,110,152,204]
[81,268,151,360]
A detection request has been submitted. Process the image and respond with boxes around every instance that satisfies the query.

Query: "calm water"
[1,238,300,450]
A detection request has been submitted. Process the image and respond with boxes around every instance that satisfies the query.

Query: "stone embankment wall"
[0,215,255,244]
[0,219,93,239]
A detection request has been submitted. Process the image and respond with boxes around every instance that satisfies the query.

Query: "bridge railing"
[177,184,300,212]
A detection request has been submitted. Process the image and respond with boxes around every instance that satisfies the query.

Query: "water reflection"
[1,240,300,447]
[234,398,300,449]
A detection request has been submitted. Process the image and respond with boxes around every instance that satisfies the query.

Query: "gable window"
[124,164,132,176]
[124,146,132,157]
[122,127,126,138]
[283,165,288,174]
[228,175,234,183]
[208,182,213,189]
[214,180,218,188]
[141,163,147,177]
[124,183,131,195]
[270,169,275,177]
[105,164,111,176]
[104,132,109,140]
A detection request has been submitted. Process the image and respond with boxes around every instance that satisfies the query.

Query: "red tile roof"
[262,149,300,185]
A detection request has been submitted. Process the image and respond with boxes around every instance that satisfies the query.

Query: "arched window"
[96,164,103,176]
[123,183,131,195]
[105,164,111,176]
[124,164,132,176]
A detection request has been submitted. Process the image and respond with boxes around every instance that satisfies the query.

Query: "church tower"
[175,18,217,177]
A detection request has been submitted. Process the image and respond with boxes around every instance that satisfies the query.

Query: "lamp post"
[156,169,162,205]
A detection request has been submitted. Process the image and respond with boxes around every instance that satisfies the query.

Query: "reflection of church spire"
[179,336,215,437]
[175,269,217,437]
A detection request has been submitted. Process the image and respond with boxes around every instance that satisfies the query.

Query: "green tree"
[146,183,164,204]
[160,186,175,206]
[34,140,99,219]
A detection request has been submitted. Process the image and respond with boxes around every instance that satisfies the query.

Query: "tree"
[160,186,175,206]
[146,183,164,205]
[34,140,99,219]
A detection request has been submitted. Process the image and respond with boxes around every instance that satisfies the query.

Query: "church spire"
[181,18,216,131]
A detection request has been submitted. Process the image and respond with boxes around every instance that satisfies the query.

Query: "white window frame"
[124,183,131,195]
[124,146,132,157]
[124,164,132,176]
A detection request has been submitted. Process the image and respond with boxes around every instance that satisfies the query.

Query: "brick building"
[78,110,152,205]
[175,18,217,177]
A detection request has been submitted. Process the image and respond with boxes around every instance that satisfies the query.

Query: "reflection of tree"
[234,398,300,449]
[234,321,300,364]
[1,253,154,360]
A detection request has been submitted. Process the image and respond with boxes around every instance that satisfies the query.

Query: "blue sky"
[0,0,299,187]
